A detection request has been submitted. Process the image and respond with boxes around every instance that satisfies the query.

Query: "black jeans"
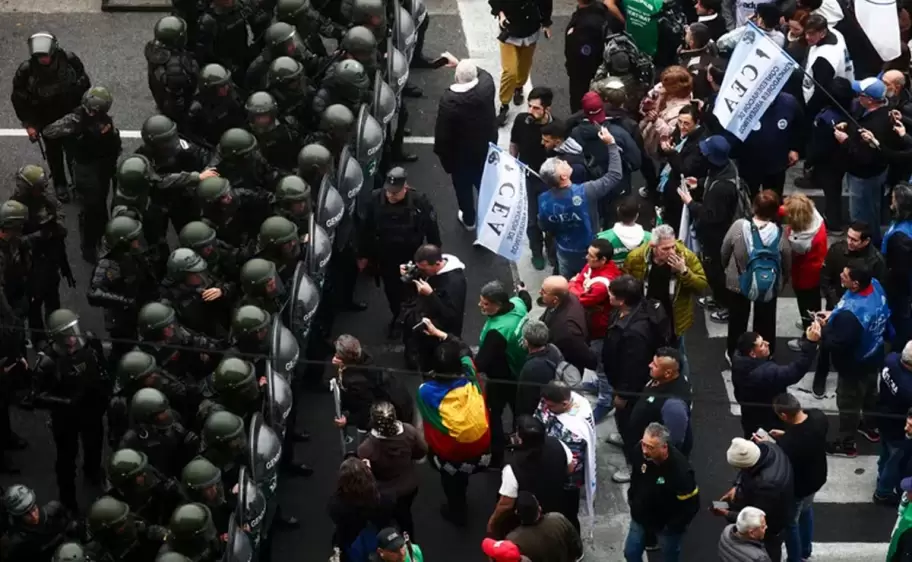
[813,165,846,231]
[701,238,728,308]
[794,286,821,328]
[837,369,879,438]
[52,406,105,509]
[439,470,469,515]
[450,161,484,226]
[526,177,545,257]
[487,379,517,466]
[727,292,778,358]
[616,398,638,466]
[743,169,787,198]
[393,488,418,539]
[764,531,784,562]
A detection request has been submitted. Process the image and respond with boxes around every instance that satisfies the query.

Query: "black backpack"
[601,31,655,88]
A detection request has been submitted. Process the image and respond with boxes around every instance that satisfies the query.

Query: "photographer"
[400,245,468,371]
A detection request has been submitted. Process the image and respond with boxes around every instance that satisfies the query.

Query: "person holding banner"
[537,127,623,277]
[803,15,855,124]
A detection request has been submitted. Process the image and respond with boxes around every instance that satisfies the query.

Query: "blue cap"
[699,135,731,167]
[852,77,887,101]
[901,477,912,492]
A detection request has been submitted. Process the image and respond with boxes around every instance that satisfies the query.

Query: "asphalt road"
[0,0,897,560]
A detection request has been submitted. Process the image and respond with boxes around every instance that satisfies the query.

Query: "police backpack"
[600,31,655,88]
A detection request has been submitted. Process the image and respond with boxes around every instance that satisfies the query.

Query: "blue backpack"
[738,222,782,303]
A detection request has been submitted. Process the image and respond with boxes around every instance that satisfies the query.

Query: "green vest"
[598,228,651,267]
[889,496,912,561]
[406,544,424,562]
[624,0,663,56]
[479,296,529,378]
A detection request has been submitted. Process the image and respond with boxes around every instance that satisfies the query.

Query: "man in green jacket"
[623,224,708,377]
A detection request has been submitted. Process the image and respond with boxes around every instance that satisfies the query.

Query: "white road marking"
[785,542,888,560]
[704,297,821,339]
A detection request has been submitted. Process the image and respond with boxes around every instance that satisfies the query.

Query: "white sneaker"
[457,211,476,231]
[606,432,624,447]
[612,466,631,483]
[638,186,650,199]
[724,350,732,366]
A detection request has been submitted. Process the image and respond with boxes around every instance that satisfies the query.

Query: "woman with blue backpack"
[720,190,793,362]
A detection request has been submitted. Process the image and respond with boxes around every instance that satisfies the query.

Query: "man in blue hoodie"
[538,127,623,276]
[875,342,912,504]
[736,91,803,197]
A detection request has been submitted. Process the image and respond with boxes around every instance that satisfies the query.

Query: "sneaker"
[592,404,615,424]
[638,186,650,199]
[531,255,546,270]
[605,432,624,447]
[698,296,718,309]
[611,466,631,483]
[645,543,661,552]
[812,378,826,399]
[496,104,509,127]
[787,339,803,352]
[858,426,881,443]
[826,439,858,457]
[512,87,524,106]
[457,211,476,231]
[710,309,730,323]
[795,320,806,330]
[725,349,732,366]
[873,492,901,506]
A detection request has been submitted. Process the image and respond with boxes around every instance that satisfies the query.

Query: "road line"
[788,542,888,560]
[705,297,820,339]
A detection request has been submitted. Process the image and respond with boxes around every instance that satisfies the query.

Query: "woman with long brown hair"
[328,457,395,561]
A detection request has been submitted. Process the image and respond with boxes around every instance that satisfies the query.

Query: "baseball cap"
[384,166,408,193]
[901,477,912,493]
[852,77,887,101]
[581,91,606,124]
[698,135,731,167]
[377,527,406,551]
[481,538,522,562]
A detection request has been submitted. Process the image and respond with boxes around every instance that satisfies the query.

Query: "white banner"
[475,144,529,262]
[855,0,901,62]
[713,23,798,141]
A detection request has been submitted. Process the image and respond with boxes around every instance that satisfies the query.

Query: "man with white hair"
[873,340,912,504]
[718,507,772,562]
[537,128,623,276]
[433,58,498,231]
[623,223,708,377]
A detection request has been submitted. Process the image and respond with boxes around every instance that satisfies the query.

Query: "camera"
[400,262,422,284]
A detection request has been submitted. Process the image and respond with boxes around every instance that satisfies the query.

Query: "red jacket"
[787,222,828,290]
[568,261,622,339]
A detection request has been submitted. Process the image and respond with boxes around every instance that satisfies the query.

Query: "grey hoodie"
[718,524,772,562]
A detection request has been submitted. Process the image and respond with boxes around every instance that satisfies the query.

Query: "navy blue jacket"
[737,92,804,176]
[806,107,844,168]
[731,342,816,436]
[878,352,912,441]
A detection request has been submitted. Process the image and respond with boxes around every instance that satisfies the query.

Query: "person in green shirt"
[372,528,424,562]
[598,195,652,268]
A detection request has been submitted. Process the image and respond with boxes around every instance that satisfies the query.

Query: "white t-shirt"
[498,441,573,499]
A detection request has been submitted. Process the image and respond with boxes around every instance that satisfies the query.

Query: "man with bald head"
[539,275,597,373]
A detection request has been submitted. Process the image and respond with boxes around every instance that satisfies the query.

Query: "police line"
[0,128,437,145]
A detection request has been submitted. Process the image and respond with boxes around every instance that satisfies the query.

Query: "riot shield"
[352,106,383,193]
[263,362,293,439]
[305,214,332,286]
[235,465,267,551]
[316,175,345,244]
[337,144,367,216]
[247,414,281,499]
[267,314,299,380]
[223,514,254,562]
[372,70,397,129]
[286,261,320,347]
[405,0,428,30]
[393,5,417,63]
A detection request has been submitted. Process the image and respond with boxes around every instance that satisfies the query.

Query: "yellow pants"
[499,42,537,106]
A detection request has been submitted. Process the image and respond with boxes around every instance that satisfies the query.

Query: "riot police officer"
[51,543,87,562]
[107,448,184,526]
[271,175,312,233]
[185,64,246,147]
[109,350,195,447]
[10,166,72,346]
[137,115,211,233]
[84,496,168,562]
[145,16,199,123]
[296,143,334,197]
[199,411,247,489]
[0,201,32,331]
[277,0,345,58]
[179,457,232,533]
[208,128,282,192]
[136,302,221,381]
[178,221,241,283]
[159,503,223,561]
[342,0,387,42]
[228,305,271,370]
[404,0,432,68]
[238,258,286,314]
[340,25,380,74]
[120,388,199,478]
[195,0,267,75]
[358,167,440,337]
[245,22,322,91]
[306,104,354,158]
[42,86,122,262]
[0,485,74,562]
[244,91,302,172]
[161,248,233,338]
[265,56,312,127]
[88,216,161,361]
[29,309,109,510]
[251,215,306,282]
[195,177,269,249]
[313,59,372,117]
[11,32,91,201]
[206,357,262,421]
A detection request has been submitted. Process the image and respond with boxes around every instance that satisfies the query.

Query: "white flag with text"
[476,144,529,262]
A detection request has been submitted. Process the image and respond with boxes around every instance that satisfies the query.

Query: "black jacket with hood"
[687,160,740,247]
[602,300,656,397]
[434,68,498,174]
[728,442,794,535]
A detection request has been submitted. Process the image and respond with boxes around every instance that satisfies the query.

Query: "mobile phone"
[756,428,770,440]
[430,56,449,69]
[411,321,427,332]
[712,501,729,510]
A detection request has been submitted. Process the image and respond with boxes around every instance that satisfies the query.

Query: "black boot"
[281,460,314,478]
[403,83,423,98]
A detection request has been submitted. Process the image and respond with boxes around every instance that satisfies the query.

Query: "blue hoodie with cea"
[538,144,623,255]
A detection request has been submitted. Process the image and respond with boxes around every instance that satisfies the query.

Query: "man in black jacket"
[433,60,498,230]
[714,438,794,562]
[489,0,553,126]
[731,326,820,438]
[624,422,700,561]
[516,320,563,416]
[564,0,621,113]
[539,276,596,373]
[696,0,727,41]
